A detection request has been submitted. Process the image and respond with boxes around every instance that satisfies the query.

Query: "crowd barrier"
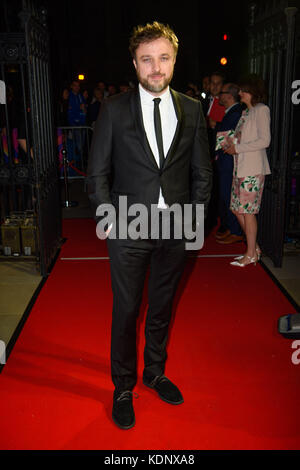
[0,126,94,217]
[57,125,93,208]
[57,126,93,179]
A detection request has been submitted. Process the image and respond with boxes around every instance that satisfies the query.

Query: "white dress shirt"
[207,95,214,116]
[139,84,177,208]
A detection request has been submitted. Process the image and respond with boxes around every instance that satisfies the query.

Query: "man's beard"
[137,72,173,94]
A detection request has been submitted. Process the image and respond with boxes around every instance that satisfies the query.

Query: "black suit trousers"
[107,234,186,391]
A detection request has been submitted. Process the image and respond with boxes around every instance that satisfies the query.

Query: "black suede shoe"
[112,390,136,430]
[143,375,184,405]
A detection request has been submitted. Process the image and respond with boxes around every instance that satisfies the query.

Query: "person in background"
[200,75,210,115]
[215,82,243,244]
[68,80,86,127]
[57,88,69,126]
[97,80,108,98]
[82,89,90,115]
[87,87,104,127]
[205,71,225,233]
[207,72,225,134]
[82,89,89,102]
[107,83,118,97]
[119,81,130,93]
[224,74,271,267]
[68,80,86,171]
[184,86,196,98]
[187,82,200,99]
[202,75,210,96]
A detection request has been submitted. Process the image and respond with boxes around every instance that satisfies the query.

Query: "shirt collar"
[139,84,170,106]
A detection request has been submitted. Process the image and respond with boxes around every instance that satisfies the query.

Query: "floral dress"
[230,109,265,215]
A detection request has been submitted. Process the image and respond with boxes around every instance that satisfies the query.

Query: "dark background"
[45,0,250,98]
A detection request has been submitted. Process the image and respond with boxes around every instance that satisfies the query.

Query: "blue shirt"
[68,91,86,126]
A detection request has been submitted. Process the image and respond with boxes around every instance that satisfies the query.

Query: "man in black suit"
[215,83,243,244]
[205,71,225,233]
[87,22,212,430]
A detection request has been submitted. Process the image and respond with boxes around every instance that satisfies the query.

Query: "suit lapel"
[164,89,184,167]
[226,102,240,117]
[131,88,159,169]
[130,87,184,170]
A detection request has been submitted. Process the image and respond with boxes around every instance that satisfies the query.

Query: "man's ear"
[133,58,137,70]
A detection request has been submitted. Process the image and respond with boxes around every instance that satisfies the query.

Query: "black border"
[0,449,298,457]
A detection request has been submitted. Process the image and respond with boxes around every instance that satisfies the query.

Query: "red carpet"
[0,218,299,450]
[61,218,246,258]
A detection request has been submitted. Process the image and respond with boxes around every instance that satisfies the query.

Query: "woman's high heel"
[234,247,261,261]
[230,255,257,267]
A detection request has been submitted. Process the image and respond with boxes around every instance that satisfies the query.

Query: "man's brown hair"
[129,21,179,59]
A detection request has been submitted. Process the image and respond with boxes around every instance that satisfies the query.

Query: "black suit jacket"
[87,87,212,223]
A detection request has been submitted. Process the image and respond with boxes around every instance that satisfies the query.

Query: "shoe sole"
[143,380,184,405]
[215,233,230,240]
[112,413,135,430]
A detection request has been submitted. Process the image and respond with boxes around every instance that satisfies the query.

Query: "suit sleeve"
[235,106,271,153]
[87,100,113,222]
[215,109,242,161]
[190,101,213,218]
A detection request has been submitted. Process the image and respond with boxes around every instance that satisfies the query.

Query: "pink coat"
[235,103,271,177]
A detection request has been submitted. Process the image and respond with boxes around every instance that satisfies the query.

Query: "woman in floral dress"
[224,75,271,267]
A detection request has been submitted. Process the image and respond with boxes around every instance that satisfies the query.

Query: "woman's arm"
[235,105,271,153]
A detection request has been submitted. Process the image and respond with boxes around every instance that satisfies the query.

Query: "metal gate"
[0,0,62,276]
[248,1,298,267]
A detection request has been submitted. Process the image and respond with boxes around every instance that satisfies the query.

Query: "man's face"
[219,84,232,107]
[202,76,210,93]
[62,89,69,100]
[97,82,106,91]
[71,81,80,94]
[133,37,176,96]
[210,75,223,97]
[94,88,103,100]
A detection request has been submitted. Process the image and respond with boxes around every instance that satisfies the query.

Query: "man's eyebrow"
[139,53,171,59]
